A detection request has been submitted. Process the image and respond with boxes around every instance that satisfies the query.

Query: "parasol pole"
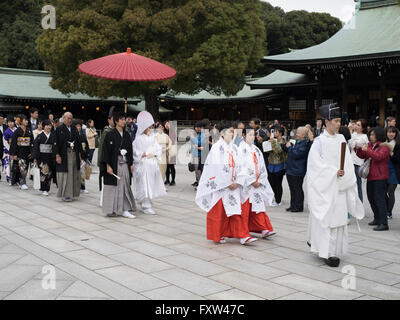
[124,48,132,114]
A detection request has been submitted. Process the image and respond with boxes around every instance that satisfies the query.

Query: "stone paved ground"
[1,160,400,300]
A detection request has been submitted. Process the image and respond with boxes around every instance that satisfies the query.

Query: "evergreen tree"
[36,0,266,118]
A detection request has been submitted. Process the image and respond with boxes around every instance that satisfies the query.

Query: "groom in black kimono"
[101,112,136,218]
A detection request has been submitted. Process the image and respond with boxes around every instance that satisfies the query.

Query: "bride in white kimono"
[132,111,166,214]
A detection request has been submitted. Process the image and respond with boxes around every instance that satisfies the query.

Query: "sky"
[264,0,357,23]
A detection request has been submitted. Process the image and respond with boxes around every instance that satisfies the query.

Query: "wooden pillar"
[263,103,268,121]
[282,95,290,120]
[379,77,386,127]
[342,80,348,113]
[306,90,315,123]
[316,83,322,118]
[394,94,400,122]
[360,88,368,119]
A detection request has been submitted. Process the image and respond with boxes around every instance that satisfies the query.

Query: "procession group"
[194,104,398,268]
[0,108,167,219]
[1,103,399,267]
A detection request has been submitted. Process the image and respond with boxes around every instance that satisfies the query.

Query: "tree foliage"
[35,0,266,117]
[260,2,342,55]
[0,0,343,117]
[255,2,342,76]
[0,0,43,70]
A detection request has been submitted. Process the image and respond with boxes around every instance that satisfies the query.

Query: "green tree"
[36,0,266,118]
[0,0,44,70]
[256,2,342,76]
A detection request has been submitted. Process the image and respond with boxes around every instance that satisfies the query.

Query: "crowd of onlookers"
[189,116,400,231]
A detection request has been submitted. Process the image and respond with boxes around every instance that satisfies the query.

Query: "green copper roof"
[247,70,316,89]
[264,2,400,67]
[359,0,398,10]
[0,67,139,103]
[161,85,276,103]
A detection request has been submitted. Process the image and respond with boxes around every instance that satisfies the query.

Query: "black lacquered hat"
[319,103,341,120]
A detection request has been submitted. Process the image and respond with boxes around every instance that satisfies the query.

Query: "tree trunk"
[144,90,160,121]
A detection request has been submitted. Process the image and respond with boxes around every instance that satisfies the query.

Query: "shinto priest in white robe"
[132,111,166,204]
[306,130,365,259]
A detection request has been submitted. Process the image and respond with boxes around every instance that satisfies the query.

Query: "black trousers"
[268,169,285,204]
[386,183,397,215]
[166,164,176,183]
[286,174,305,210]
[367,180,388,226]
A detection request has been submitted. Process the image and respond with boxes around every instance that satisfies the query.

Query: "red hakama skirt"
[241,200,274,233]
[207,199,250,242]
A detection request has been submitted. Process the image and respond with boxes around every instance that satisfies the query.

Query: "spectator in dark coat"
[282,127,313,212]
[385,126,400,219]
[126,117,138,142]
[314,118,324,137]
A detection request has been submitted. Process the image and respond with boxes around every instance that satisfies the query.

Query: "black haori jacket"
[9,126,34,160]
[53,124,85,173]
[100,128,133,186]
[0,130,3,159]
[32,131,56,165]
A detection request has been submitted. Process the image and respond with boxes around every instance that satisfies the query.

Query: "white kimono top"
[237,141,275,213]
[195,137,242,217]
[306,130,365,229]
[132,133,167,202]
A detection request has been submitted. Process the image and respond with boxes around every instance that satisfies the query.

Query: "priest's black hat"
[319,103,342,121]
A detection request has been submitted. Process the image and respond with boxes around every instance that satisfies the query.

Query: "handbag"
[33,166,41,190]
[188,162,195,172]
[358,158,371,179]
[85,164,92,180]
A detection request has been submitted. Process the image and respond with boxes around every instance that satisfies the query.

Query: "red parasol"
[78,48,176,111]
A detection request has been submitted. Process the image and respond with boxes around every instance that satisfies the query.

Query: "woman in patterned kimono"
[32,120,55,196]
[195,121,257,245]
[238,126,276,238]
[9,115,33,190]
[3,118,16,184]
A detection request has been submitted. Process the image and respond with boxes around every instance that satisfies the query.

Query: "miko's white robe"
[195,137,242,217]
[306,130,365,259]
[132,133,167,202]
[237,141,275,212]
